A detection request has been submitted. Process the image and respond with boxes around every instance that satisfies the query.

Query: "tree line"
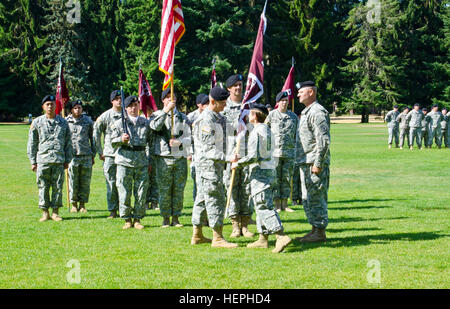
[0,0,448,122]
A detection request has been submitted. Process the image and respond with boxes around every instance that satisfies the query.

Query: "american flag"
[159,0,185,90]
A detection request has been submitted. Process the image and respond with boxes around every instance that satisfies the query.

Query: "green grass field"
[0,123,448,289]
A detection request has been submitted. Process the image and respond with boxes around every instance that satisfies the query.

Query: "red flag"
[139,69,158,118]
[55,60,70,115]
[159,0,185,90]
[211,58,217,89]
[275,64,296,109]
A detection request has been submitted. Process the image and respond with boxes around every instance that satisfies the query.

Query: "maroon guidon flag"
[211,58,217,89]
[276,59,296,109]
[55,59,70,116]
[139,69,158,118]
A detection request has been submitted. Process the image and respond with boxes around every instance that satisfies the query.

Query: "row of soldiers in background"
[385,104,450,149]
[27,75,331,252]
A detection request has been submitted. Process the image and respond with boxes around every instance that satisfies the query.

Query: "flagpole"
[59,58,70,212]
[170,74,174,139]
[291,57,295,112]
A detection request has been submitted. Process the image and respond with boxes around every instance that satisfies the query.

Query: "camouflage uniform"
[221,97,252,218]
[265,109,298,200]
[149,109,191,219]
[66,114,96,203]
[441,113,449,148]
[385,109,400,146]
[421,113,432,147]
[427,110,444,147]
[406,109,424,148]
[111,117,152,220]
[146,114,159,205]
[237,123,284,235]
[27,115,73,209]
[295,101,331,229]
[396,112,410,148]
[191,108,228,228]
[291,163,302,202]
[187,109,202,201]
[93,108,122,211]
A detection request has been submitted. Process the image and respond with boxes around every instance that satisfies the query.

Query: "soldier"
[233,104,292,253]
[441,108,449,148]
[191,86,238,248]
[406,104,424,150]
[427,104,444,148]
[385,105,400,149]
[27,95,73,222]
[146,107,159,211]
[294,81,331,243]
[66,100,96,213]
[187,94,209,202]
[222,74,254,239]
[265,91,298,212]
[93,90,123,218]
[421,108,432,148]
[396,106,410,149]
[110,96,152,230]
[149,88,191,228]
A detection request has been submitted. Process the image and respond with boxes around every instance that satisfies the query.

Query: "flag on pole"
[275,58,296,109]
[211,58,217,89]
[158,0,185,90]
[139,69,158,118]
[55,59,70,115]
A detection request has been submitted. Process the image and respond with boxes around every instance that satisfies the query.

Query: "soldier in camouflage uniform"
[427,104,444,148]
[396,107,410,149]
[234,104,292,253]
[27,95,73,222]
[110,96,152,230]
[294,81,331,243]
[385,105,400,149]
[441,108,449,148]
[66,100,96,213]
[149,88,191,228]
[191,87,238,248]
[265,91,298,213]
[222,74,254,239]
[421,108,432,148]
[93,90,123,218]
[406,104,424,150]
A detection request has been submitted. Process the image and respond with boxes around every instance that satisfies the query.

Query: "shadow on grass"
[284,227,382,236]
[329,198,406,204]
[287,231,448,253]
[281,216,408,224]
[328,205,393,210]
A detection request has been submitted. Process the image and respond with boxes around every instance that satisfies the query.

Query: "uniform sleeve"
[237,130,259,166]
[180,119,192,156]
[110,122,124,148]
[395,114,402,122]
[311,112,330,168]
[149,111,169,131]
[64,122,73,164]
[385,112,391,122]
[199,120,226,162]
[93,115,106,157]
[89,120,96,157]
[27,120,39,165]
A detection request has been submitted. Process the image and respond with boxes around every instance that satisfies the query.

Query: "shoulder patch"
[201,125,212,134]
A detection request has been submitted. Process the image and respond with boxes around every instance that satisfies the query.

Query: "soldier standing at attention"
[191,87,238,248]
[66,100,96,213]
[421,107,432,148]
[150,88,191,228]
[406,104,424,150]
[27,95,73,222]
[294,81,331,243]
[222,74,254,239]
[396,107,410,149]
[93,90,123,218]
[265,91,298,212]
[385,105,400,149]
[233,104,292,253]
[110,96,152,230]
[441,108,449,148]
[427,104,444,148]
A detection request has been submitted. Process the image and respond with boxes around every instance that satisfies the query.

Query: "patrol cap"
[200,95,210,105]
[124,95,138,108]
[41,95,56,105]
[196,94,208,105]
[110,90,122,101]
[276,91,289,102]
[161,88,176,100]
[432,104,438,108]
[250,103,269,116]
[209,87,229,101]
[422,107,428,112]
[442,107,448,111]
[295,81,316,90]
[70,99,82,109]
[225,74,244,88]
[414,103,420,107]
[403,106,409,111]
[265,104,272,110]
[393,105,399,109]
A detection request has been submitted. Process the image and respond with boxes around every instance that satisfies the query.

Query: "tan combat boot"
[78,202,87,213]
[283,199,295,213]
[133,219,144,230]
[70,202,78,213]
[275,199,282,212]
[51,208,63,221]
[240,216,255,238]
[123,219,133,230]
[191,226,212,245]
[39,209,50,222]
[211,226,238,248]
[229,217,241,238]
[299,228,326,243]
[107,211,117,219]
[171,216,183,228]
[295,226,316,242]
[161,217,170,228]
[247,234,269,248]
[272,232,292,253]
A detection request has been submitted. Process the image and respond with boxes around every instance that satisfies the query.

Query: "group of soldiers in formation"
[27,74,331,253]
[385,104,450,149]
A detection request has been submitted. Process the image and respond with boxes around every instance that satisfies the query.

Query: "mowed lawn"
[0,123,448,289]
